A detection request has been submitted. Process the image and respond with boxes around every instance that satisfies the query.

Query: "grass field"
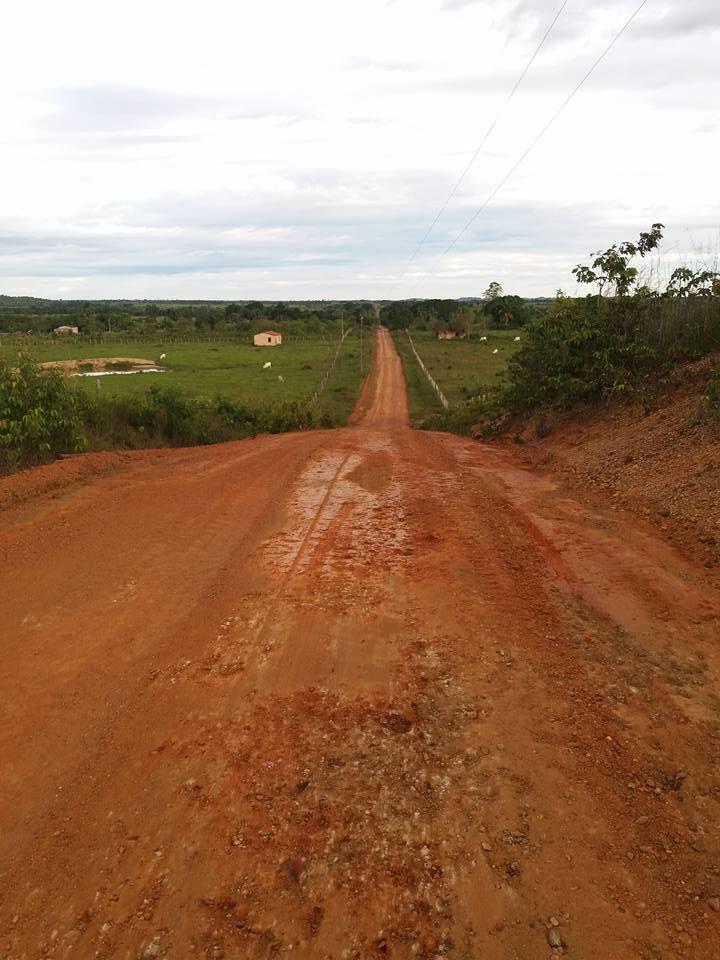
[392,329,521,424]
[0,335,367,424]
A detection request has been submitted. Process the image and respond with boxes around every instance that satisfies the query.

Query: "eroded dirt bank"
[1,330,719,959]
[510,353,720,571]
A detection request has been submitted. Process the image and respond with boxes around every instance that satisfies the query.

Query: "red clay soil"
[512,353,720,571]
[1,329,719,960]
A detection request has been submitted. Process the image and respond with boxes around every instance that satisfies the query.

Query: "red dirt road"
[1,329,719,960]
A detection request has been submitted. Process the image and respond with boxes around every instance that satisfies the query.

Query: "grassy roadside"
[391,331,446,423]
[410,330,521,405]
[391,329,520,428]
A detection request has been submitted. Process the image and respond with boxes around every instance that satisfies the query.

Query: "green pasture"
[0,336,366,423]
[392,329,521,422]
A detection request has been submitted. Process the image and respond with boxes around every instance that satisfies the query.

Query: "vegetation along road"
[1,328,719,959]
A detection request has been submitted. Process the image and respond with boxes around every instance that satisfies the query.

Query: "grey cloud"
[40,85,299,138]
[633,0,720,37]
[2,156,717,290]
[0,184,691,284]
[497,0,720,43]
[430,42,720,98]
[2,207,715,297]
[41,84,221,133]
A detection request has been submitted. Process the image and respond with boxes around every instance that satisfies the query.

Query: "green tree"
[484,281,503,300]
[572,223,665,298]
[484,295,528,328]
[0,354,85,469]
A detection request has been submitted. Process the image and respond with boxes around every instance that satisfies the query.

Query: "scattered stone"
[481,842,492,852]
[708,897,720,912]
[668,770,688,791]
[637,815,650,826]
[141,938,162,959]
[547,927,565,951]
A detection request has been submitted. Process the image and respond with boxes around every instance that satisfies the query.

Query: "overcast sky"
[1,0,718,300]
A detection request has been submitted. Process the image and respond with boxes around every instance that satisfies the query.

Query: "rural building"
[437,330,466,340]
[253,331,283,347]
[53,325,79,335]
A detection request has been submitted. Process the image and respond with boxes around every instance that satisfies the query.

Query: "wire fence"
[312,328,352,405]
[0,332,346,348]
[405,330,450,409]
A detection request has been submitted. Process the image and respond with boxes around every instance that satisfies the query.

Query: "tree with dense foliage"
[483,295,529,328]
[0,354,85,469]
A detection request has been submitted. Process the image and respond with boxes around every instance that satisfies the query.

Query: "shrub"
[0,354,86,471]
[498,293,720,416]
[74,386,324,451]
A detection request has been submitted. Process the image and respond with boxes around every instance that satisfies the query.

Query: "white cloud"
[0,0,717,298]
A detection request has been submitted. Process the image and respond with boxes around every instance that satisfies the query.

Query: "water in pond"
[71,368,166,377]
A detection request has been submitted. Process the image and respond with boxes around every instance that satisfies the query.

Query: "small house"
[437,330,465,340]
[253,331,283,347]
[53,325,79,335]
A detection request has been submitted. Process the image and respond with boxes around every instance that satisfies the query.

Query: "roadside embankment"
[506,353,720,569]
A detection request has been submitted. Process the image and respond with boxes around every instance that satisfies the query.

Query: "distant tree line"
[0,291,551,338]
[379,291,550,334]
[0,298,373,338]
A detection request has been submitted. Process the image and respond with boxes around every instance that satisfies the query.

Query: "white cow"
[263,361,272,369]
[514,336,521,342]
[278,374,284,383]
[479,336,487,342]
[492,348,499,354]
[159,353,166,360]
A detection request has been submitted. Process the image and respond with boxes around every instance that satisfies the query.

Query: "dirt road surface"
[2,329,719,960]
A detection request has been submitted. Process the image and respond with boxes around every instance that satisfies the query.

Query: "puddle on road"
[262,437,410,579]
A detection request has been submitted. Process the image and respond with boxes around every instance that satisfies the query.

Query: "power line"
[440,0,651,260]
[406,0,570,265]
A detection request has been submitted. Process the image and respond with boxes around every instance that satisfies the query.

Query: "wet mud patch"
[345,451,394,494]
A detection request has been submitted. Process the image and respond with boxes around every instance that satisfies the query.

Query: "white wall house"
[253,331,283,346]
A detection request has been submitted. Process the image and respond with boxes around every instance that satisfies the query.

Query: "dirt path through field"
[1,328,719,959]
